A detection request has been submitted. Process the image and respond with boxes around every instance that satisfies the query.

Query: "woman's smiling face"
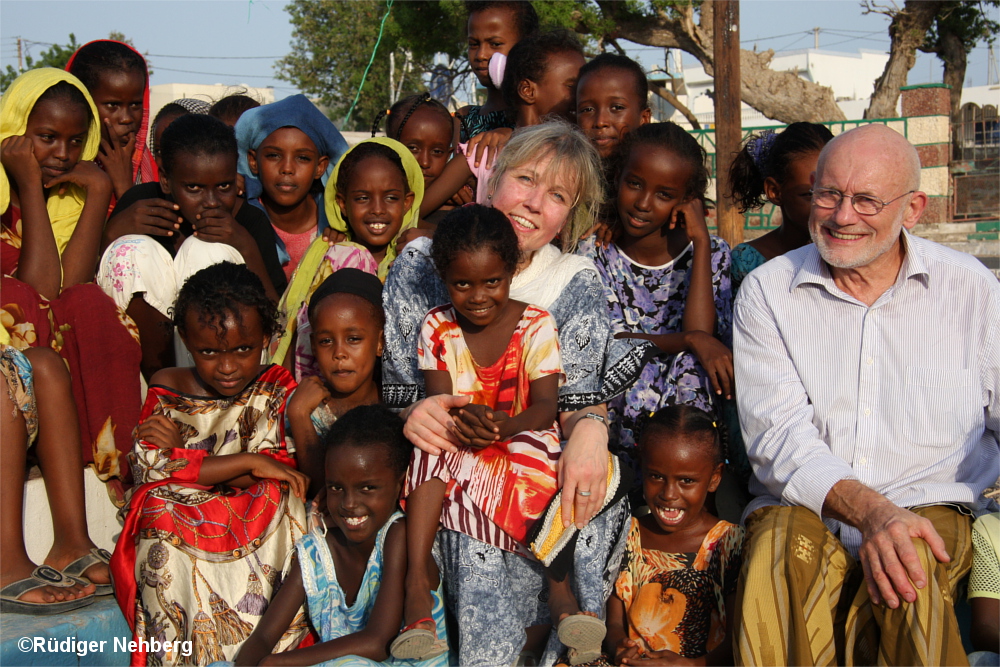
[489,152,577,255]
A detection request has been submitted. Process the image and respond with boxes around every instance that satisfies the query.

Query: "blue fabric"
[730,242,768,297]
[236,94,349,223]
[296,511,449,666]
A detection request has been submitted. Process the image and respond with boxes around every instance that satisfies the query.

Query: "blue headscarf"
[236,94,349,212]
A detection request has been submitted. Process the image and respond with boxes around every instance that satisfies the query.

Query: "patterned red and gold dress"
[406,303,563,554]
[615,518,744,660]
[111,365,308,666]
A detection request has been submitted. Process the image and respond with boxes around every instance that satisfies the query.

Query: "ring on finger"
[577,490,592,497]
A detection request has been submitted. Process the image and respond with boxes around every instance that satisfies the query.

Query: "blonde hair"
[486,120,603,252]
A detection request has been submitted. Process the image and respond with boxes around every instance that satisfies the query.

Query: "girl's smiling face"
[160,150,238,225]
[397,106,453,186]
[467,7,520,88]
[89,69,145,147]
[181,305,268,398]
[336,155,414,260]
[24,97,90,184]
[325,443,403,547]
[617,144,694,240]
[443,248,512,329]
[528,50,586,122]
[489,152,577,255]
[576,69,651,159]
[641,433,722,535]
[310,293,383,400]
[248,126,329,210]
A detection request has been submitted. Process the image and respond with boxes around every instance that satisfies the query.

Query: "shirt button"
[859,457,868,466]
[864,408,871,416]
[866,358,874,365]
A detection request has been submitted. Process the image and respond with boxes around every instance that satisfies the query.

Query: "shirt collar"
[791,230,930,293]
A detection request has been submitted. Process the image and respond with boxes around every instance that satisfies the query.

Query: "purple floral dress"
[579,236,732,470]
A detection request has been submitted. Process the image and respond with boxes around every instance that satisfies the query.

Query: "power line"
[151,65,277,80]
[17,38,282,60]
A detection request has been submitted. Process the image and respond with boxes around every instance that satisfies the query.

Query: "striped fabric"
[734,232,1000,557]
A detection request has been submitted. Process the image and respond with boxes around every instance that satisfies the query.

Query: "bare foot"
[402,584,437,632]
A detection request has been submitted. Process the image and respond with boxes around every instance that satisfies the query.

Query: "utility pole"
[713,0,743,248]
[813,27,820,50]
[17,36,23,73]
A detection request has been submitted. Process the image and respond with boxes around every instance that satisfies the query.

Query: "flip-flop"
[61,547,113,596]
[390,617,448,661]
[0,565,96,615]
[557,615,606,666]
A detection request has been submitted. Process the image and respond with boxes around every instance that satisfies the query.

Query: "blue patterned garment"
[457,106,515,143]
[729,242,767,297]
[435,498,631,667]
[382,238,653,412]
[296,511,449,667]
[578,236,733,472]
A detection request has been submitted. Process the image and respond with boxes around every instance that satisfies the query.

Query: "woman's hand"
[246,454,309,502]
[288,376,331,420]
[396,227,433,252]
[1,135,42,187]
[467,127,512,169]
[557,410,610,529]
[671,198,710,246]
[401,394,472,455]
[99,118,136,198]
[44,160,111,198]
[685,331,734,399]
[135,414,183,450]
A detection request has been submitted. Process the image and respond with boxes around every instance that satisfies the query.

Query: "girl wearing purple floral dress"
[579,123,733,475]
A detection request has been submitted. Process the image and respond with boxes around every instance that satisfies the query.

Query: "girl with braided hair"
[727,122,833,295]
[605,406,743,666]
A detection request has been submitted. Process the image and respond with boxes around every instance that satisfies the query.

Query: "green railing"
[691,118,912,231]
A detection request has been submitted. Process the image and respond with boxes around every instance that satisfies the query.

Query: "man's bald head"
[817,124,922,192]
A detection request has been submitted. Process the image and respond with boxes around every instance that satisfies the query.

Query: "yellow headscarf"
[0,68,101,255]
[270,138,423,365]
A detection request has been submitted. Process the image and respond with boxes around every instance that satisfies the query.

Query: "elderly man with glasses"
[732,123,999,666]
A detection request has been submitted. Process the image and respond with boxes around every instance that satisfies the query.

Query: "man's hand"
[857,501,949,608]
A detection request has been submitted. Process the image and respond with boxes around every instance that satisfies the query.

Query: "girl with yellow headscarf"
[1,68,141,501]
[271,138,424,375]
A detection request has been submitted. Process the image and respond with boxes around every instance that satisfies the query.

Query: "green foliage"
[1,33,80,93]
[924,0,999,53]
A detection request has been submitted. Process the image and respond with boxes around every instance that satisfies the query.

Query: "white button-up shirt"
[734,232,1000,556]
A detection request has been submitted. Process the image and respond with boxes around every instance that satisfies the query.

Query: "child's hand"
[321,227,348,245]
[467,127,512,169]
[43,160,111,197]
[105,198,182,240]
[614,638,643,665]
[99,118,136,197]
[584,219,617,248]
[685,331,734,400]
[446,183,475,207]
[247,454,309,502]
[136,414,183,450]
[288,376,331,420]
[622,648,688,665]
[0,135,42,186]
[671,198,710,246]
[397,227,433,252]
[451,403,502,448]
[192,207,249,248]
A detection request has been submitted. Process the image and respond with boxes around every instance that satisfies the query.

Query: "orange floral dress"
[615,518,744,659]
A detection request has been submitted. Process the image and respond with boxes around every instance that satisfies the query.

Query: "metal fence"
[953,103,999,162]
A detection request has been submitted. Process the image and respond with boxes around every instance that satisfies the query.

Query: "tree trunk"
[939,28,967,120]
[865,0,944,119]
[597,1,846,124]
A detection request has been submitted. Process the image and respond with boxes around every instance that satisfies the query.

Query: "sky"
[2,0,997,104]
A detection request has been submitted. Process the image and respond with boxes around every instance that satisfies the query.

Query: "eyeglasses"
[811,188,915,216]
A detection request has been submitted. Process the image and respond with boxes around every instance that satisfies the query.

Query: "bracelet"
[582,412,608,428]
